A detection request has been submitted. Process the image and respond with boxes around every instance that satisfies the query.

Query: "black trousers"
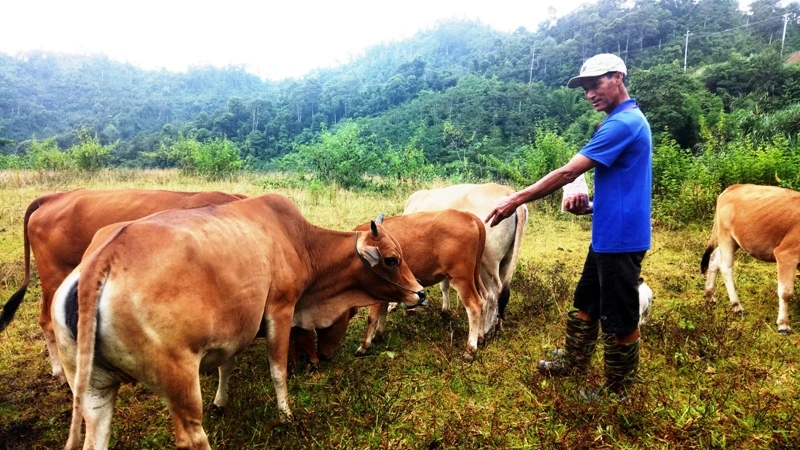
[573,245,646,335]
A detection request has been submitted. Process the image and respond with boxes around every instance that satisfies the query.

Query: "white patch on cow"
[52,271,80,332]
[97,279,114,334]
[51,270,81,383]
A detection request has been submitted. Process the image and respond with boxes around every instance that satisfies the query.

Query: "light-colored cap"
[567,54,627,88]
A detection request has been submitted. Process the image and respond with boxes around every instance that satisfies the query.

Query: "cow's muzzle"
[413,290,428,308]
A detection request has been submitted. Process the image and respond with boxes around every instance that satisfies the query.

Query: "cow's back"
[404,183,514,217]
[717,184,800,261]
[404,183,520,266]
[29,189,243,269]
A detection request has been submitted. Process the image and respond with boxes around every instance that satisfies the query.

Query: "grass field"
[1,170,798,449]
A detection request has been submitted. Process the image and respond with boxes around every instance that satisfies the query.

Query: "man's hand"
[485,195,518,227]
[562,193,593,215]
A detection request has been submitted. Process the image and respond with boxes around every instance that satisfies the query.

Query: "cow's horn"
[370,220,379,236]
[375,213,384,224]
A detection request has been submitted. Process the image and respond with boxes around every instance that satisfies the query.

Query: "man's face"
[580,72,623,114]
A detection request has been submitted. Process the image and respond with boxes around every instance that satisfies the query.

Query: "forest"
[1,0,800,224]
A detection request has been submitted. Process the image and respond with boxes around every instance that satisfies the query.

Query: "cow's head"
[355,219,426,308]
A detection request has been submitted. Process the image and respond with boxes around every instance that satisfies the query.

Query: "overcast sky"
[0,0,773,81]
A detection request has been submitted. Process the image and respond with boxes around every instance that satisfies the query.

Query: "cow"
[403,183,528,340]
[0,189,245,383]
[292,209,488,365]
[701,183,799,334]
[51,194,425,449]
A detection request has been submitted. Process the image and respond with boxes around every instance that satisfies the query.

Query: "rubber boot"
[603,339,640,394]
[537,310,599,376]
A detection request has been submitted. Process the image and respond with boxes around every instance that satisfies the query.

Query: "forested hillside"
[1,0,799,188]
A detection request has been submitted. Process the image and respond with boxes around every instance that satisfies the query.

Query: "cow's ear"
[370,220,379,237]
[375,213,384,224]
[361,246,381,267]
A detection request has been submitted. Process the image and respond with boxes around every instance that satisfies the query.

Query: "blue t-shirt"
[578,98,652,253]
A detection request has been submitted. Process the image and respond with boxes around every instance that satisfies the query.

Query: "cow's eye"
[384,257,399,267]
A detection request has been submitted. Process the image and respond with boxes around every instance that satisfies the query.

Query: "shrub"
[189,137,242,179]
[70,130,115,171]
[284,121,382,189]
[141,136,242,179]
[0,153,25,169]
[28,138,72,170]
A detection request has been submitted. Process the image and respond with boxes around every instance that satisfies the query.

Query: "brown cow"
[51,194,425,449]
[293,209,487,364]
[701,183,799,334]
[0,189,245,382]
[404,183,528,339]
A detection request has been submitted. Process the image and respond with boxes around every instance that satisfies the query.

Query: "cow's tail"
[65,259,111,449]
[498,204,529,319]
[0,198,43,332]
[472,213,489,302]
[700,209,720,274]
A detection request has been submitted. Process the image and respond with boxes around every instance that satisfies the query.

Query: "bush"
[28,138,72,170]
[70,130,115,171]
[0,153,25,169]
[283,121,382,189]
[190,137,242,179]
[141,136,242,179]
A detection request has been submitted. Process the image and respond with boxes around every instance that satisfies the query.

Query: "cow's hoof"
[354,348,369,357]
[439,309,452,318]
[52,370,67,386]
[778,328,792,335]
[483,327,497,344]
[462,349,476,362]
[209,403,227,416]
[734,310,747,317]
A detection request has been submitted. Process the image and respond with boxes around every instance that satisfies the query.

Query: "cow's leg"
[717,245,744,314]
[75,367,119,450]
[213,358,235,408]
[357,303,388,355]
[266,307,294,422]
[40,269,69,383]
[774,249,797,334]
[704,248,721,301]
[158,362,210,450]
[317,307,356,360]
[81,380,120,450]
[480,268,503,341]
[289,327,318,372]
[439,279,451,314]
[451,277,483,359]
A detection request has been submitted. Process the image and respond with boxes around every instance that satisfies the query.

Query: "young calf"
[701,183,800,334]
[293,209,488,364]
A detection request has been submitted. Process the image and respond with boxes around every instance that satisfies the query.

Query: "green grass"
[1,169,799,449]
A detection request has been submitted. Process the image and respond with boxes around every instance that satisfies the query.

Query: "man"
[485,53,652,394]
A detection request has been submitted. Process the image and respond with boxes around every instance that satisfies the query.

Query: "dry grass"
[1,170,799,449]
